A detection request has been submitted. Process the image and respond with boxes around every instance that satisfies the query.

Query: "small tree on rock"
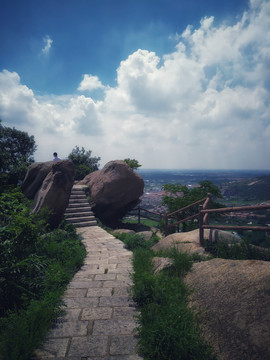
[123,158,141,171]
[68,146,101,180]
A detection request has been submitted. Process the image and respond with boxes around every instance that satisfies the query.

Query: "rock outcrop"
[79,160,144,224]
[21,161,54,199]
[151,228,240,256]
[185,258,270,360]
[22,160,75,227]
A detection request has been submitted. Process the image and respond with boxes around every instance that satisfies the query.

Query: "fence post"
[199,205,204,247]
[203,193,211,225]
[164,213,168,236]
[138,206,141,225]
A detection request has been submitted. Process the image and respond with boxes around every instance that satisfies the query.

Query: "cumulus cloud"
[42,35,53,55]
[78,74,105,92]
[0,70,39,125]
[1,0,270,169]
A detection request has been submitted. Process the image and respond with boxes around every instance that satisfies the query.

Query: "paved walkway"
[34,226,142,360]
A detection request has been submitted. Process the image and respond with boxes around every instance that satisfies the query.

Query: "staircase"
[64,185,97,227]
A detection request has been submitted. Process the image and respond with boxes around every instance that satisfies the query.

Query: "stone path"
[34,226,142,360]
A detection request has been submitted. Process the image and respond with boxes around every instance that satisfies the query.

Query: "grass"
[205,238,270,261]
[113,230,217,360]
[114,232,159,251]
[123,217,160,228]
[114,226,270,359]
[131,247,217,360]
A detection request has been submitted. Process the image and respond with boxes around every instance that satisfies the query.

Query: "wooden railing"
[127,206,163,225]
[127,194,212,234]
[199,203,270,246]
[127,197,270,246]
[164,194,211,236]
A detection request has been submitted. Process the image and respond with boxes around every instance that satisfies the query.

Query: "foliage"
[0,120,37,190]
[123,218,160,228]
[123,158,142,170]
[205,238,270,261]
[68,145,101,180]
[0,188,86,359]
[162,180,223,232]
[242,231,270,249]
[0,293,63,360]
[114,232,159,251]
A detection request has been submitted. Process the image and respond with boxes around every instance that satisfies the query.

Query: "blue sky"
[0,0,269,170]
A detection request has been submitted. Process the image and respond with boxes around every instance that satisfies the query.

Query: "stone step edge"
[66,217,96,223]
[74,221,97,228]
[67,202,90,207]
[68,200,89,204]
[65,208,93,213]
[65,212,95,218]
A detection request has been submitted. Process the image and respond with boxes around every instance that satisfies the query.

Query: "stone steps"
[65,185,97,227]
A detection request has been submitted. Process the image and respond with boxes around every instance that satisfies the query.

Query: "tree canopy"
[68,146,101,180]
[162,180,223,231]
[123,158,142,171]
[0,120,37,189]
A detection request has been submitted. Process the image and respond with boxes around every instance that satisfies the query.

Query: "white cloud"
[41,35,53,55]
[1,0,270,169]
[78,74,105,92]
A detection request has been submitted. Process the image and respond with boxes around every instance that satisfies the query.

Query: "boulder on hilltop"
[185,258,270,360]
[151,228,240,256]
[22,160,75,227]
[78,160,144,225]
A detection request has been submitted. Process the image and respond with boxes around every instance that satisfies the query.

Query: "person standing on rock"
[53,152,61,161]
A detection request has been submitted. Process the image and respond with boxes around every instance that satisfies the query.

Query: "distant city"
[137,169,270,212]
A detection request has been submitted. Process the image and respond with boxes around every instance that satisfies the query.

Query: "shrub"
[0,189,86,359]
[114,232,158,251]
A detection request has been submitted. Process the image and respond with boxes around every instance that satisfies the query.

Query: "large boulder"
[79,160,144,224]
[151,228,240,256]
[22,161,54,199]
[22,160,75,227]
[185,258,270,360]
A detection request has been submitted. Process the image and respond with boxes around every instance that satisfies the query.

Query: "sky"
[0,0,269,170]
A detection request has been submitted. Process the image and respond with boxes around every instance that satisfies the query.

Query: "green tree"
[162,180,223,231]
[0,120,37,190]
[68,146,101,180]
[123,158,142,170]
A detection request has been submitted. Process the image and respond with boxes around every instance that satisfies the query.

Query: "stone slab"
[34,338,69,358]
[113,307,137,318]
[48,320,88,337]
[110,335,139,355]
[64,297,99,308]
[68,336,108,357]
[92,319,137,335]
[87,287,113,297]
[99,296,133,307]
[81,307,113,320]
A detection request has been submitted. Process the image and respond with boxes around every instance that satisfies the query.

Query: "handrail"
[127,206,163,225]
[200,203,270,213]
[127,195,211,235]
[164,194,211,235]
[127,195,270,244]
[167,197,208,217]
[199,203,270,246]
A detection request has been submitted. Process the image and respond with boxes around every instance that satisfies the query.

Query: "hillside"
[221,175,270,203]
